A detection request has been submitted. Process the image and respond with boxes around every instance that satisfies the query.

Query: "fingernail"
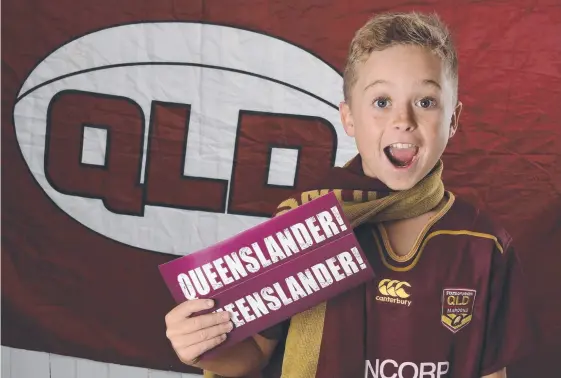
[222,312,230,320]
[206,300,214,308]
[227,322,234,332]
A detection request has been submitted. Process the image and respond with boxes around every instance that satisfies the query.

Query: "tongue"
[390,147,417,165]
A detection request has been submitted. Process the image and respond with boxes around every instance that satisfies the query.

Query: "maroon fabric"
[313,195,538,378]
[2,1,560,377]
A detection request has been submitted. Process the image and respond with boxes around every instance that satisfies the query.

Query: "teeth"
[389,143,416,149]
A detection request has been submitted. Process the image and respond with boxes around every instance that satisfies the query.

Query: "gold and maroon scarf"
[276,154,444,378]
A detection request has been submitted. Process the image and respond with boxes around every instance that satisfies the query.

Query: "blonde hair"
[343,11,458,102]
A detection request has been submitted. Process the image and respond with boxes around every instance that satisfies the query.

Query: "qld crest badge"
[441,288,476,333]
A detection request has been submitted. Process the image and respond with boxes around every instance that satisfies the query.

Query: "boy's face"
[340,44,462,190]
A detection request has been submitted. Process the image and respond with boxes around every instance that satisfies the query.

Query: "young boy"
[164,12,536,378]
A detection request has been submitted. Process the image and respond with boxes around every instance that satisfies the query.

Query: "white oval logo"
[13,22,357,256]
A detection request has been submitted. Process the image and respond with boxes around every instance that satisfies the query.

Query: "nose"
[391,104,417,132]
[393,122,416,132]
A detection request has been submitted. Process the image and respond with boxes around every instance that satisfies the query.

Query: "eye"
[417,98,437,108]
[373,97,391,108]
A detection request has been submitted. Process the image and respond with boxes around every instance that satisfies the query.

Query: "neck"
[361,160,378,180]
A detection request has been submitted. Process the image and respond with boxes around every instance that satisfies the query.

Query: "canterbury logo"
[378,279,411,299]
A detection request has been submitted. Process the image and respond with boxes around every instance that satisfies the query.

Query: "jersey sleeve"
[479,241,539,376]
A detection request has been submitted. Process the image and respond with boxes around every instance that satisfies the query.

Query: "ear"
[449,101,462,139]
[339,101,355,137]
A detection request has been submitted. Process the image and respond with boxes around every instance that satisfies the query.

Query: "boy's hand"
[165,299,233,366]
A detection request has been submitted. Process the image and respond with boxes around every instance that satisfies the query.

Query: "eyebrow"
[364,79,442,91]
[422,79,442,90]
[364,80,388,91]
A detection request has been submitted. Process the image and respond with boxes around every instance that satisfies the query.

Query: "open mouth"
[383,143,419,168]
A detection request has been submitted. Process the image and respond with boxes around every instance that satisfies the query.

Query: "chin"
[378,158,426,191]
[382,177,419,191]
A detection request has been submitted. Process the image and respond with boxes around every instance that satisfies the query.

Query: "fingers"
[176,334,228,365]
[167,311,231,338]
[165,299,235,366]
[170,321,234,349]
[165,299,214,325]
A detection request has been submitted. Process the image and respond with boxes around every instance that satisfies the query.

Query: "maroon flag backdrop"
[2,0,560,377]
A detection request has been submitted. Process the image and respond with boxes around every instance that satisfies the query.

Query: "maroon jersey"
[277,192,537,378]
